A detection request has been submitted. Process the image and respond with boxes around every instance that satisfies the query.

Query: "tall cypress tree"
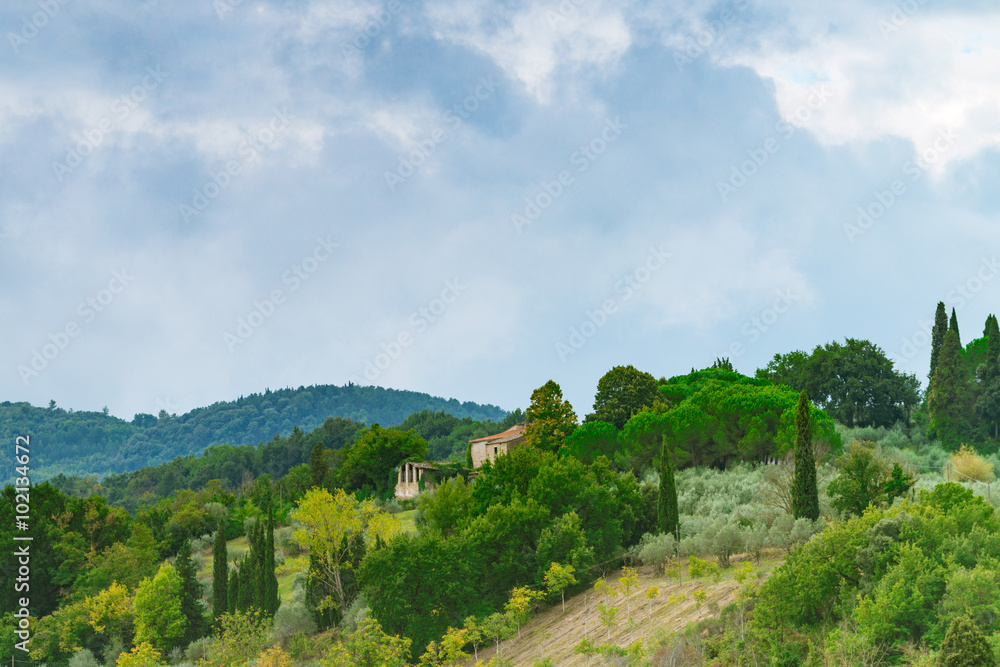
[928,329,970,448]
[176,540,208,645]
[265,509,279,617]
[977,315,1000,438]
[791,390,819,521]
[950,307,961,346]
[657,437,679,538]
[212,522,228,622]
[236,554,254,611]
[930,301,949,380]
[227,567,239,614]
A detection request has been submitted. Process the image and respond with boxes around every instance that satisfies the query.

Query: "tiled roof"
[469,423,527,445]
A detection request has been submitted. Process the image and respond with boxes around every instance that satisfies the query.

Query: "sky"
[3,0,1000,422]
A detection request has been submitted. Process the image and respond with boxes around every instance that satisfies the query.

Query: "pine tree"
[950,307,961,346]
[938,615,996,666]
[930,301,949,380]
[657,437,679,538]
[212,522,228,622]
[176,540,208,644]
[929,329,971,449]
[791,390,819,521]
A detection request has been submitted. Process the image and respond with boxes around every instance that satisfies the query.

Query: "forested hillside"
[0,384,506,480]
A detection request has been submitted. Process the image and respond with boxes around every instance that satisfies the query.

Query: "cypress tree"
[236,555,253,611]
[212,523,228,622]
[657,437,679,538]
[176,540,208,644]
[791,390,819,521]
[227,567,239,614]
[928,329,971,448]
[265,509,279,617]
[950,307,961,346]
[930,301,949,380]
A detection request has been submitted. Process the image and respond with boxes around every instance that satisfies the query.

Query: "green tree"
[950,307,961,345]
[928,329,973,448]
[938,615,996,667]
[883,463,915,502]
[309,443,328,489]
[212,522,228,622]
[337,424,428,497]
[827,440,889,516]
[134,563,185,654]
[543,563,577,612]
[525,380,578,452]
[658,438,679,537]
[561,420,621,465]
[175,540,208,645]
[757,339,920,427]
[588,365,660,429]
[265,510,279,617]
[417,475,472,536]
[201,609,272,667]
[931,301,949,379]
[976,314,1000,438]
[791,391,819,521]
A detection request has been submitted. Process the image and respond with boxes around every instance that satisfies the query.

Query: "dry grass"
[950,445,995,483]
[468,554,784,667]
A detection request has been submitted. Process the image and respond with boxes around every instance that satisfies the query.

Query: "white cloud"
[426,0,631,103]
[708,6,1000,169]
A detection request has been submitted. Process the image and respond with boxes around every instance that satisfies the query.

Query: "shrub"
[272,602,317,645]
[68,649,100,667]
[951,445,995,483]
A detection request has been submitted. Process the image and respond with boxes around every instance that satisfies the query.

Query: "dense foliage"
[0,384,506,480]
[756,338,921,428]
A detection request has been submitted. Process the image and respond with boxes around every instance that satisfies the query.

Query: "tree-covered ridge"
[0,384,507,480]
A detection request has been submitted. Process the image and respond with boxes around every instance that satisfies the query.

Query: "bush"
[951,445,995,483]
[272,602,317,645]
[68,649,100,667]
[635,533,676,574]
[341,594,369,634]
[185,638,208,662]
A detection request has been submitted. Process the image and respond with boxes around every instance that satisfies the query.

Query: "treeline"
[0,383,507,480]
[50,409,523,511]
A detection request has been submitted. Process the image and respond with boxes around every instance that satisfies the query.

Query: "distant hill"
[0,384,506,480]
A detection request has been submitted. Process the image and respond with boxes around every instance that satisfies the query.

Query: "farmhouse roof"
[469,423,527,445]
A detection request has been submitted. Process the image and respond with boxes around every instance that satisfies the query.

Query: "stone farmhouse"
[393,423,529,499]
[468,422,527,469]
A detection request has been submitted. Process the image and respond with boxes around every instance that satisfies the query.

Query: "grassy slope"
[471,554,784,667]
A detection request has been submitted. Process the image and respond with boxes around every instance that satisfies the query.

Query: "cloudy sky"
[3,0,1000,421]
